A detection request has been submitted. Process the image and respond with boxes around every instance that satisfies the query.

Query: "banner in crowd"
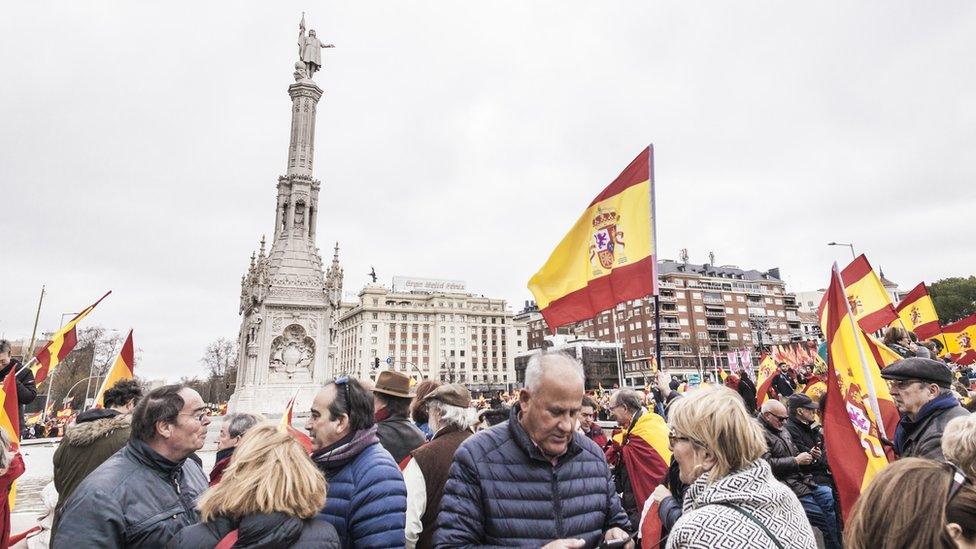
[769,341,819,369]
[1,370,20,509]
[94,329,135,408]
[893,282,942,340]
[754,355,778,406]
[818,255,898,334]
[726,351,740,372]
[30,290,112,384]
[822,263,899,520]
[943,314,976,365]
[609,410,671,524]
[528,147,657,332]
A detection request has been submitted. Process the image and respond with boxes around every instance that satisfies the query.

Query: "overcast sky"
[3,2,975,382]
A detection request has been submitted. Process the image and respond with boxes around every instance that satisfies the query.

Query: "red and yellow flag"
[802,376,827,402]
[1,370,21,509]
[755,355,778,406]
[893,283,942,340]
[818,256,897,334]
[93,329,134,408]
[32,291,111,384]
[529,147,657,331]
[822,264,899,520]
[280,389,313,453]
[943,314,976,365]
[610,410,671,518]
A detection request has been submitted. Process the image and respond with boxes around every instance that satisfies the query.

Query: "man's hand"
[541,539,586,549]
[652,483,672,503]
[795,452,813,465]
[810,446,823,460]
[656,370,671,399]
[604,527,635,549]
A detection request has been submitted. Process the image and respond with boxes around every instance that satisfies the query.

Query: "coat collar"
[507,403,582,466]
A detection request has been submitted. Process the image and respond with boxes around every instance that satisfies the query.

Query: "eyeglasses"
[947,462,971,506]
[335,376,351,408]
[885,379,928,391]
[765,411,789,421]
[179,411,208,423]
[668,429,704,449]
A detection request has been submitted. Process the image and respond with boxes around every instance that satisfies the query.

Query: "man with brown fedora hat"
[403,384,478,548]
[373,370,427,465]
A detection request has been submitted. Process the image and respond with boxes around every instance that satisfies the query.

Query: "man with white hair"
[435,352,633,548]
[403,384,476,548]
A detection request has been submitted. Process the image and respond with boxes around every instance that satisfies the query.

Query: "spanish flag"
[943,314,976,365]
[1,370,21,509]
[609,409,671,520]
[32,291,111,384]
[818,256,897,334]
[529,147,656,331]
[894,283,942,340]
[93,329,134,408]
[280,389,313,453]
[822,263,899,520]
[754,355,778,406]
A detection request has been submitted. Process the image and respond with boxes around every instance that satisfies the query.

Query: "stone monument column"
[228,18,341,415]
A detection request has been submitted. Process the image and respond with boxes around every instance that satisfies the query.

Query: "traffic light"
[374,357,380,369]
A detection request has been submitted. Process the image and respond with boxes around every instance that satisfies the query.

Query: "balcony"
[662,350,685,357]
[659,335,682,343]
[659,321,681,329]
[704,310,726,318]
[657,294,677,303]
[703,296,725,305]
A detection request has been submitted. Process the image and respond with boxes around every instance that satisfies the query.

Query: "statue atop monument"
[297,13,334,79]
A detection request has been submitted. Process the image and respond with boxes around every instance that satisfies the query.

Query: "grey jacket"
[53,438,208,548]
[377,415,426,464]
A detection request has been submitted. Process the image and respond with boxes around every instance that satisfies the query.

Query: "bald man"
[436,352,633,548]
[757,401,841,549]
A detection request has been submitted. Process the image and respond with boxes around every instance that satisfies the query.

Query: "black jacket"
[737,376,758,414]
[771,372,796,398]
[757,417,816,498]
[169,513,340,549]
[376,415,426,464]
[53,438,208,548]
[0,358,37,434]
[784,417,831,486]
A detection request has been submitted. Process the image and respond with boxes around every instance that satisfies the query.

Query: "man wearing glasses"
[758,399,841,549]
[54,384,211,548]
[880,357,970,459]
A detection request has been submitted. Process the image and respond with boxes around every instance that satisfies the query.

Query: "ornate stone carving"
[270,324,316,374]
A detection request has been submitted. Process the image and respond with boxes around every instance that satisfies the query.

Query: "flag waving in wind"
[754,355,778,406]
[529,147,657,331]
[894,283,942,340]
[818,256,897,334]
[822,263,898,520]
[30,291,111,384]
[0,370,25,510]
[280,389,313,452]
[94,329,135,408]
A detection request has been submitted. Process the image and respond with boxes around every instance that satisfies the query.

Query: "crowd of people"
[0,326,974,547]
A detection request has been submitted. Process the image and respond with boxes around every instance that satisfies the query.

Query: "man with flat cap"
[881,357,971,459]
[402,384,477,548]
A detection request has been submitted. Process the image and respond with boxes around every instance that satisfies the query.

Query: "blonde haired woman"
[170,423,339,548]
[665,386,816,549]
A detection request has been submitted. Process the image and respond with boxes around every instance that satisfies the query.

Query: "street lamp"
[827,242,856,259]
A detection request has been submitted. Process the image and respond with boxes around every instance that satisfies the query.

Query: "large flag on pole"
[754,354,778,406]
[529,147,657,332]
[822,263,898,520]
[31,291,112,385]
[818,256,897,334]
[893,283,942,340]
[1,370,22,509]
[280,389,313,452]
[94,329,135,408]
[943,314,976,365]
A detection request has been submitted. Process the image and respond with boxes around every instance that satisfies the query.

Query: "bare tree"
[198,337,238,405]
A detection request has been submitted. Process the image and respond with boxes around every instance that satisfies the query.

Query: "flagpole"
[25,285,45,362]
[833,262,889,440]
[611,312,623,388]
[648,145,663,375]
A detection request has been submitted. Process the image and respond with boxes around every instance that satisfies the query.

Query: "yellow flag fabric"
[818,256,897,334]
[94,329,134,408]
[892,283,941,340]
[528,148,656,330]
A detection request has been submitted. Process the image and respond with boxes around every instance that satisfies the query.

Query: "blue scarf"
[894,393,958,454]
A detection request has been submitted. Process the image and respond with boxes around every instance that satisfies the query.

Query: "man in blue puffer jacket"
[435,352,633,548]
[307,376,407,548]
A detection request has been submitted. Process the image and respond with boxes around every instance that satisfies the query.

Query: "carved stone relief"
[269,323,316,374]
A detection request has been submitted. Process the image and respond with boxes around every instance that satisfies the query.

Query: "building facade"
[334,280,526,393]
[525,259,808,378]
[514,336,622,390]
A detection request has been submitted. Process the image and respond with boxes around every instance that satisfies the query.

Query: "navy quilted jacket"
[434,405,630,547]
[316,440,407,548]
